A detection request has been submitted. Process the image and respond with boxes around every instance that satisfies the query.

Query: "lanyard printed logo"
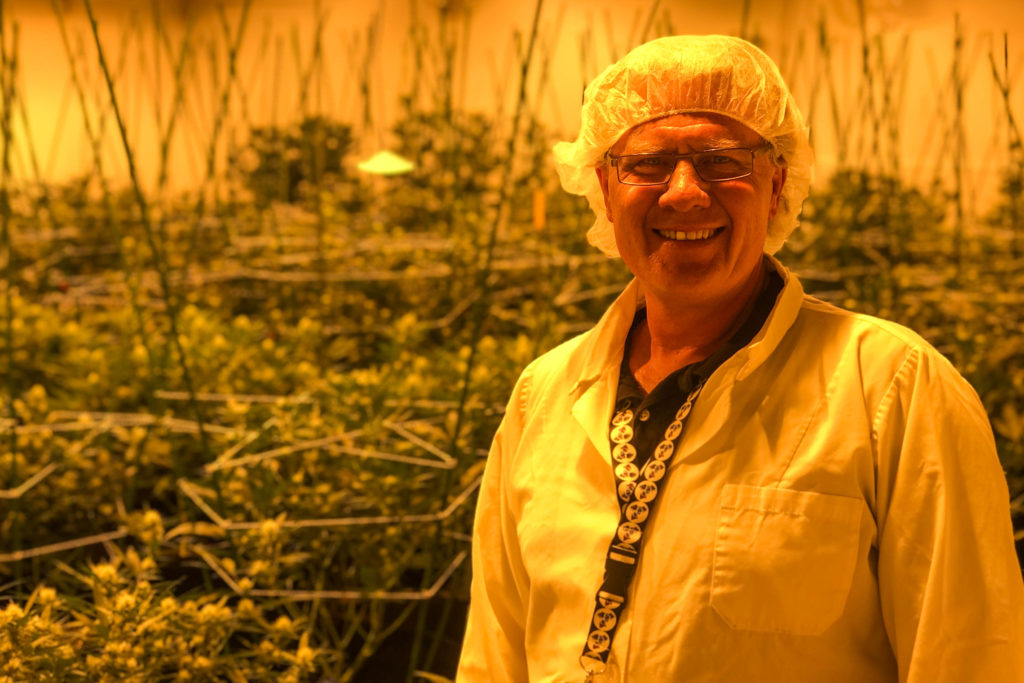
[579,382,703,680]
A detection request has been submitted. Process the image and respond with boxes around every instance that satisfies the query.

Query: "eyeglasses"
[606,144,773,185]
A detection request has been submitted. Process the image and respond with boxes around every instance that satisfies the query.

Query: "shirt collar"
[616,266,784,400]
[569,254,804,396]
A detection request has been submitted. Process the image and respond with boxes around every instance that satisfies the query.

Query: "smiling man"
[456,35,1024,683]
[597,113,786,391]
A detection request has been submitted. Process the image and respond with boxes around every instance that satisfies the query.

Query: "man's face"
[596,113,786,308]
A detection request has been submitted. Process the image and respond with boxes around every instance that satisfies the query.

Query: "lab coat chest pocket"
[710,484,864,635]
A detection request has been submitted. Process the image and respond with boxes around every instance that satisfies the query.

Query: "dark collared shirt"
[613,269,784,468]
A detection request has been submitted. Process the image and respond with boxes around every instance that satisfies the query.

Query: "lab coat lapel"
[571,368,619,464]
[569,279,643,465]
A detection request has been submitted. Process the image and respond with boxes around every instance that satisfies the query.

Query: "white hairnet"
[553,35,813,256]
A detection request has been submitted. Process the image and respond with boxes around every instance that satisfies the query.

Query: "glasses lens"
[692,149,753,181]
[615,149,755,185]
[618,155,675,185]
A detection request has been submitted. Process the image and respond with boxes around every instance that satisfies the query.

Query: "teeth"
[657,228,718,241]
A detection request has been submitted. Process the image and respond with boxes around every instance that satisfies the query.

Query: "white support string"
[0,462,58,500]
[193,544,468,602]
[177,474,482,530]
[0,528,128,563]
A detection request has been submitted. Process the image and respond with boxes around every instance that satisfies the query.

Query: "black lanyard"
[579,381,705,680]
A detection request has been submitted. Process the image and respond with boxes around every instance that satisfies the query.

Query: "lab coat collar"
[734,254,805,381]
[567,253,806,464]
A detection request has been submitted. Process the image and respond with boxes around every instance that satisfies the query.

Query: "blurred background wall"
[5,0,1024,209]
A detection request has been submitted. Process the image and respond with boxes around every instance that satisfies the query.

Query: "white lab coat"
[457,257,1024,682]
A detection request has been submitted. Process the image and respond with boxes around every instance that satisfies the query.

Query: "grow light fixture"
[357,150,415,176]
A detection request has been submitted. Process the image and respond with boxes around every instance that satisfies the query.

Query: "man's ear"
[768,166,787,220]
[596,166,614,222]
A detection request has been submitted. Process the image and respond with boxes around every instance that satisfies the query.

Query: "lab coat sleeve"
[456,367,534,683]
[874,347,1024,683]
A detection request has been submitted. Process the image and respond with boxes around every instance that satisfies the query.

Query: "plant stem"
[186,0,251,259]
[1,0,18,520]
[639,0,661,44]
[82,0,212,510]
[988,33,1023,258]
[952,13,965,273]
[154,8,195,195]
[51,0,157,382]
[406,3,545,680]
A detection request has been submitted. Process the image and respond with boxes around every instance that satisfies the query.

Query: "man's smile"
[653,227,724,241]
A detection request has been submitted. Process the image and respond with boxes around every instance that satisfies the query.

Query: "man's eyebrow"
[623,136,746,153]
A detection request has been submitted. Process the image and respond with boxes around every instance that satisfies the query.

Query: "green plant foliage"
[789,169,946,270]
[1,145,633,678]
[0,551,322,682]
[234,116,365,212]
[383,105,504,235]
[983,158,1024,257]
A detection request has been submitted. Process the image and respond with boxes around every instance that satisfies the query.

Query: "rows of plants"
[3,99,1024,681]
[0,106,634,680]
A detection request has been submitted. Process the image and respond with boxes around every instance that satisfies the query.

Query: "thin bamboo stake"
[989,34,1023,257]
[129,11,145,158]
[172,46,209,183]
[402,0,425,109]
[407,4,546,677]
[331,445,456,470]
[177,475,481,531]
[884,36,910,178]
[922,44,954,193]
[855,0,882,172]
[952,13,965,272]
[193,543,467,602]
[82,12,134,182]
[1,5,19,565]
[237,17,271,126]
[150,0,163,132]
[991,35,1024,150]
[204,432,359,473]
[455,2,472,113]
[154,10,195,194]
[536,13,566,134]
[296,0,327,117]
[383,420,456,466]
[638,0,660,46]
[0,462,57,501]
[187,0,251,256]
[83,0,216,512]
[356,11,380,135]
[0,528,128,564]
[740,0,752,41]
[153,389,313,404]
[438,2,455,119]
[810,16,838,160]
[42,73,72,178]
[11,59,64,253]
[195,263,450,282]
[41,410,237,435]
[51,0,156,379]
[602,8,619,64]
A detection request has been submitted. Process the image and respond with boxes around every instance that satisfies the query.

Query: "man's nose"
[659,160,711,211]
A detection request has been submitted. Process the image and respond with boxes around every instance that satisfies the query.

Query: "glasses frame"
[605,143,774,186]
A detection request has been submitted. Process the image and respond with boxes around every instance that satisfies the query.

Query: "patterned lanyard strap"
[579,381,704,681]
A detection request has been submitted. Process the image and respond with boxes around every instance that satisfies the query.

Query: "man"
[456,35,1024,682]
